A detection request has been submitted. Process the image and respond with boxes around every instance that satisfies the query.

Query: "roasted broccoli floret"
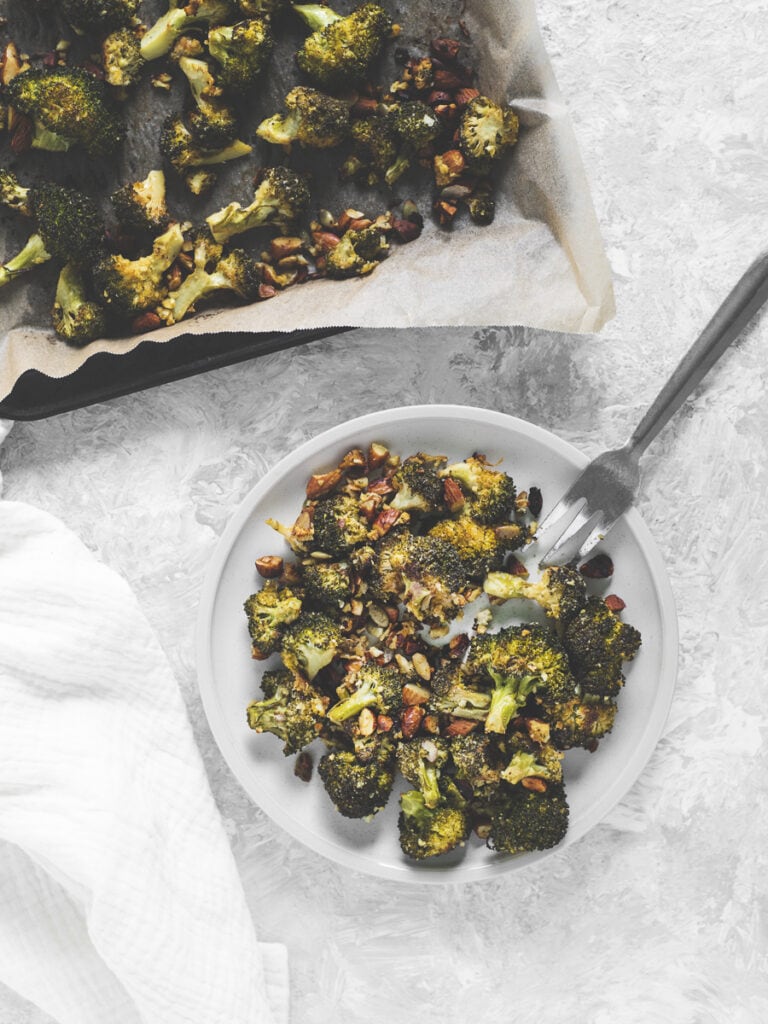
[237,0,286,15]
[485,782,569,854]
[389,452,446,514]
[5,67,125,157]
[563,597,641,699]
[326,663,402,724]
[293,2,393,91]
[0,169,30,215]
[101,28,145,87]
[484,566,589,625]
[395,737,449,809]
[397,786,470,860]
[246,668,328,754]
[0,233,52,289]
[465,624,577,734]
[111,170,168,236]
[465,179,496,226]
[318,741,395,818]
[440,454,517,525]
[339,115,398,184]
[177,55,238,149]
[499,732,563,786]
[207,17,275,91]
[448,732,502,794]
[60,0,141,32]
[369,531,468,626]
[457,95,519,164]
[140,1,237,61]
[546,697,619,751]
[429,517,515,581]
[311,492,369,557]
[256,86,350,150]
[51,262,107,346]
[325,225,389,279]
[159,114,252,175]
[299,558,353,613]
[383,99,441,185]
[92,221,186,316]
[243,579,303,659]
[281,610,343,680]
[206,166,310,244]
[428,665,491,722]
[159,229,262,324]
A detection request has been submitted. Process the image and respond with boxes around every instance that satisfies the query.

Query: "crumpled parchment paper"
[0,0,614,401]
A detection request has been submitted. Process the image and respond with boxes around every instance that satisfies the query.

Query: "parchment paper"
[0,0,615,401]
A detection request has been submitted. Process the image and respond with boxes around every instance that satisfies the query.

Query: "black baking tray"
[0,327,347,421]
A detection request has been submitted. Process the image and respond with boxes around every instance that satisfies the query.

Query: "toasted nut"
[402,682,431,705]
[367,442,390,470]
[433,149,466,186]
[1,42,25,84]
[400,704,425,739]
[9,115,32,153]
[391,217,422,243]
[395,653,413,675]
[311,230,341,251]
[427,90,453,106]
[258,283,277,300]
[366,477,395,496]
[435,199,458,226]
[291,507,314,544]
[443,477,465,512]
[473,819,492,840]
[447,633,470,660]
[495,523,525,546]
[605,594,627,612]
[131,311,162,333]
[167,263,183,292]
[351,96,379,116]
[422,713,441,735]
[368,603,390,628]
[262,263,298,289]
[294,751,313,782]
[526,719,551,744]
[528,486,543,518]
[350,598,364,616]
[347,217,373,231]
[444,718,477,737]
[306,469,343,499]
[430,37,462,62]
[368,507,402,540]
[580,553,614,579]
[505,555,529,578]
[317,208,338,229]
[411,652,432,681]
[455,86,480,107]
[269,236,305,261]
[337,208,366,231]
[521,777,547,793]
[377,714,394,732]
[255,555,284,578]
[338,448,367,473]
[357,707,377,737]
[434,67,472,90]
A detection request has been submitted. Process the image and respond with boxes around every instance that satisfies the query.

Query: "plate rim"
[195,403,679,883]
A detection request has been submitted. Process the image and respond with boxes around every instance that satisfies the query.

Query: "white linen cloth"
[0,421,289,1024]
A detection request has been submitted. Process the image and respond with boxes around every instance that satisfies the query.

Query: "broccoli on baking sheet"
[140,1,238,61]
[256,86,351,150]
[457,95,519,165]
[59,0,141,33]
[159,114,252,177]
[205,166,310,244]
[293,2,394,92]
[207,17,275,91]
[101,27,145,88]
[176,55,239,149]
[324,224,389,279]
[5,67,126,157]
[92,221,187,315]
[51,262,108,346]
[110,170,169,237]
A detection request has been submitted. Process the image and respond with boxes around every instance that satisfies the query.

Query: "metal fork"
[537,250,768,566]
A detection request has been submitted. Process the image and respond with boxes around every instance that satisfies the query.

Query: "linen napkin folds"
[0,421,289,1024]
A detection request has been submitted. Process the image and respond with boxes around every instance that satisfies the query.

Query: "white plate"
[196,405,678,883]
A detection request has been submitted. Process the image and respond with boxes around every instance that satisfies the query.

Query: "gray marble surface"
[2,0,768,1021]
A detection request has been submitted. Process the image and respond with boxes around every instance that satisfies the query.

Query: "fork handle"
[628,249,768,455]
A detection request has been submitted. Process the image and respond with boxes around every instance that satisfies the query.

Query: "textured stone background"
[2,0,768,1021]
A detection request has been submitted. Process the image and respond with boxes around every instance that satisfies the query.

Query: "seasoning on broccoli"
[111,170,169,237]
[5,67,126,158]
[440,454,517,525]
[92,221,187,316]
[318,740,396,818]
[140,1,237,62]
[458,95,519,164]
[101,28,145,88]
[546,697,618,751]
[60,0,141,33]
[159,114,253,176]
[298,559,353,614]
[256,86,351,150]
[207,17,275,91]
[429,517,518,581]
[176,55,239,149]
[325,225,389,279]
[160,231,263,325]
[485,782,569,854]
[243,580,303,659]
[51,262,107,347]
[246,667,328,754]
[448,732,502,795]
[499,731,564,787]
[427,665,491,722]
[339,115,399,185]
[293,2,394,91]
[369,531,468,626]
[395,737,449,809]
[397,783,470,859]
[281,610,343,680]
[206,166,310,244]
[311,492,369,557]
[389,452,446,514]
[327,663,403,724]
[383,99,441,185]
[562,596,642,699]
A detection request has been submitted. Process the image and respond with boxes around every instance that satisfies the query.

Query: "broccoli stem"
[384,153,410,186]
[293,3,342,31]
[485,673,538,734]
[206,195,277,242]
[186,138,253,167]
[163,265,229,323]
[31,123,72,153]
[140,8,191,60]
[0,171,30,214]
[327,682,376,723]
[0,233,51,288]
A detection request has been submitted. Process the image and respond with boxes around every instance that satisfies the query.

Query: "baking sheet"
[0,0,615,403]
